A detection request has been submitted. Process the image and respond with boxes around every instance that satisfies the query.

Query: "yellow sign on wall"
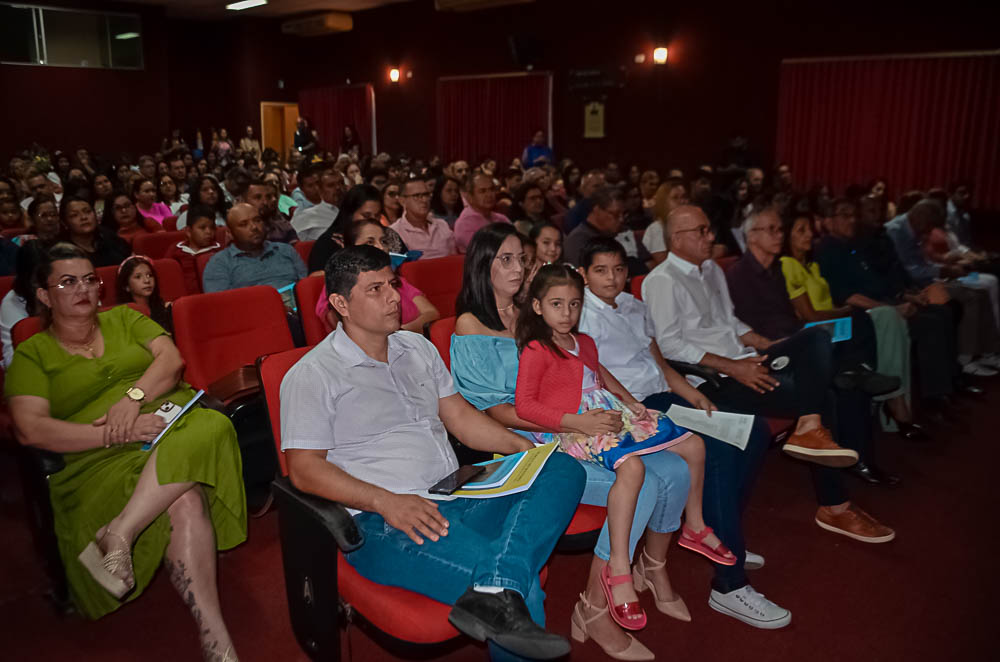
[584,101,605,139]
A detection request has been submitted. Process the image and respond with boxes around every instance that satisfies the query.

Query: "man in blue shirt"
[521,130,553,168]
[203,203,307,295]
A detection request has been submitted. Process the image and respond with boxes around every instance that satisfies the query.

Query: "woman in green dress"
[5,243,247,661]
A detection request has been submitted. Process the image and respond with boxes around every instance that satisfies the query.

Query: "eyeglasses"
[750,226,784,236]
[385,190,400,198]
[114,202,134,212]
[674,225,713,237]
[402,192,431,200]
[495,253,530,269]
[48,274,102,291]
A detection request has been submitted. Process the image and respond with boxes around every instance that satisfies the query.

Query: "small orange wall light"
[389,68,400,83]
[653,47,668,65]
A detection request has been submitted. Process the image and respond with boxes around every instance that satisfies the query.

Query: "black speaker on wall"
[508,34,543,70]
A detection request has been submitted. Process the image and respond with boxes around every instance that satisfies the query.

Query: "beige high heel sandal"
[632,548,691,622]
[570,592,654,661]
[78,528,135,600]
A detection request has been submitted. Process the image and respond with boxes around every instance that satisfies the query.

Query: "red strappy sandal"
[600,564,647,631]
[678,525,737,565]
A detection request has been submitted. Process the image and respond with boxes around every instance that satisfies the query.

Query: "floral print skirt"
[531,387,692,470]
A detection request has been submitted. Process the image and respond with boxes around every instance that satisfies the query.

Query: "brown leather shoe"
[815,503,896,543]
[782,427,858,468]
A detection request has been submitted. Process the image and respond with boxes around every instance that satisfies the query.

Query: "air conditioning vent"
[435,0,535,12]
[281,12,353,37]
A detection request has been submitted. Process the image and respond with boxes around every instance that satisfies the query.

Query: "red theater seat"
[134,231,186,259]
[630,274,645,300]
[295,275,328,346]
[294,240,314,265]
[162,215,178,232]
[428,316,456,370]
[399,255,464,318]
[96,265,119,306]
[151,258,187,302]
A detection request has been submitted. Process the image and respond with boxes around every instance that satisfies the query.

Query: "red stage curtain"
[298,84,375,156]
[776,53,1000,209]
[436,73,551,164]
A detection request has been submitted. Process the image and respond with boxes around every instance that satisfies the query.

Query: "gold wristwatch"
[126,386,146,403]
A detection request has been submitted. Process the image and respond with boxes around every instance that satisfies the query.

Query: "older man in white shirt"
[576,235,782,629]
[280,244,584,660]
[291,169,342,241]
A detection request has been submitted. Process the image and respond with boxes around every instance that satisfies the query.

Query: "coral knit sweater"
[516,333,611,431]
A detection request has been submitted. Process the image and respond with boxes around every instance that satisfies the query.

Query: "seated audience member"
[176,175,229,229]
[563,170,607,233]
[1,242,41,366]
[20,169,62,211]
[239,125,261,161]
[158,173,185,215]
[116,255,173,331]
[1,196,26,231]
[431,175,465,228]
[643,206,895,541]
[291,169,341,242]
[280,244,584,660]
[576,236,783,629]
[202,203,306,293]
[509,183,548,236]
[5,243,246,656]
[164,205,222,294]
[727,209,901,484]
[639,170,660,212]
[380,179,403,225]
[521,130,554,168]
[308,185,383,274]
[63,196,130,267]
[816,198,966,418]
[448,223,690,655]
[104,192,161,244]
[167,154,190,199]
[641,178,688,265]
[133,177,173,227]
[886,200,1000,375]
[240,178,297,244]
[390,178,456,259]
[0,228,16,276]
[313,218,439,335]
[499,166,523,202]
[623,186,650,232]
[781,210,923,439]
[454,172,511,252]
[265,170,297,217]
[291,162,324,211]
[711,178,751,258]
[564,188,652,277]
[531,222,563,266]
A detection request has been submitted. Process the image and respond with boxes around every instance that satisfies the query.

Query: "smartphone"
[428,465,486,495]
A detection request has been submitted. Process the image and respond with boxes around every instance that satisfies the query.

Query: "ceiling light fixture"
[114,32,140,40]
[226,0,268,11]
[653,47,668,64]
[389,68,400,83]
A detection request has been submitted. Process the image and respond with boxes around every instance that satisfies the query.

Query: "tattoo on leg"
[166,558,229,661]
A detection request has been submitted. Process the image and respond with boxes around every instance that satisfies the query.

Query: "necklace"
[52,322,99,357]
[497,302,515,312]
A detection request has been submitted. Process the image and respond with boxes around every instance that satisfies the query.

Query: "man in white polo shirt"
[280,245,585,659]
[290,168,342,241]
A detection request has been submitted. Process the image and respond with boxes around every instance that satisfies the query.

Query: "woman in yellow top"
[780,211,926,440]
[5,243,246,660]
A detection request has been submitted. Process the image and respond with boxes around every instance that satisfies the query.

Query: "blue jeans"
[642,391,772,594]
[345,452,586,626]
[580,451,690,562]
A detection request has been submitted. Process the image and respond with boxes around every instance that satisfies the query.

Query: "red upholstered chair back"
[715,255,739,273]
[162,216,178,232]
[428,316,456,371]
[151,258,187,302]
[294,240,314,266]
[97,265,119,306]
[11,316,43,349]
[195,252,215,290]
[133,231,186,259]
[630,275,645,301]
[257,346,313,476]
[295,275,328,346]
[172,286,294,390]
[1,228,29,240]
[215,227,230,247]
[398,255,464,318]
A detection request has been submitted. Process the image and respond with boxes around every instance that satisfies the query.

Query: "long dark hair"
[515,263,584,358]
[508,183,544,223]
[430,175,464,217]
[455,222,522,332]
[190,175,230,218]
[101,191,132,232]
[310,184,383,273]
[116,255,171,329]
[781,209,814,262]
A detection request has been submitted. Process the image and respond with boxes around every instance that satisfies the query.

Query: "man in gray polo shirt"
[280,245,586,660]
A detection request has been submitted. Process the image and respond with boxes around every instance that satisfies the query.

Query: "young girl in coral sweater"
[515,264,735,634]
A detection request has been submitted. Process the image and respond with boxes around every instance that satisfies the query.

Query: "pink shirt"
[390,213,457,260]
[137,201,174,226]
[315,277,423,332]
[453,207,511,253]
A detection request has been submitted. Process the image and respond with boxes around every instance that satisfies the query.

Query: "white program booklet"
[665,404,755,451]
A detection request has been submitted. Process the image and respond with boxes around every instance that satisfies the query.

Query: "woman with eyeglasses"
[380,179,403,225]
[61,196,130,267]
[308,184,383,274]
[103,191,162,246]
[3,242,246,660]
[449,222,689,659]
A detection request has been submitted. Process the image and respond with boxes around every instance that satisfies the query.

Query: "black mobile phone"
[428,465,486,495]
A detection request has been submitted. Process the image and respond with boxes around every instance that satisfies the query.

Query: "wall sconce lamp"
[389,67,400,83]
[653,47,668,65]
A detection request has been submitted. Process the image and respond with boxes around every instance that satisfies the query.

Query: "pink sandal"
[678,525,737,566]
[600,564,647,631]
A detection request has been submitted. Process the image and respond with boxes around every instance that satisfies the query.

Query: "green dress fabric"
[4,305,247,619]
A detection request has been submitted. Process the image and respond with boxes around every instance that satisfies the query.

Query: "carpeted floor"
[1,389,995,661]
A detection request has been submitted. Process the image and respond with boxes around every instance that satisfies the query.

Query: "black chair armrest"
[272,476,364,552]
[29,448,65,476]
[666,360,723,390]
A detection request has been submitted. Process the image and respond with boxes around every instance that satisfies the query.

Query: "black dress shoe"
[834,365,901,396]
[449,588,571,660]
[958,383,986,398]
[848,461,901,487]
[897,421,930,441]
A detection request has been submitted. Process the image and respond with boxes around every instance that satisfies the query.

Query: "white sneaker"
[977,354,1000,369]
[744,550,765,570]
[709,585,791,629]
[962,362,998,377]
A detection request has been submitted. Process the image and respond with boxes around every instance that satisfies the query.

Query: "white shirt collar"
[666,251,706,276]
